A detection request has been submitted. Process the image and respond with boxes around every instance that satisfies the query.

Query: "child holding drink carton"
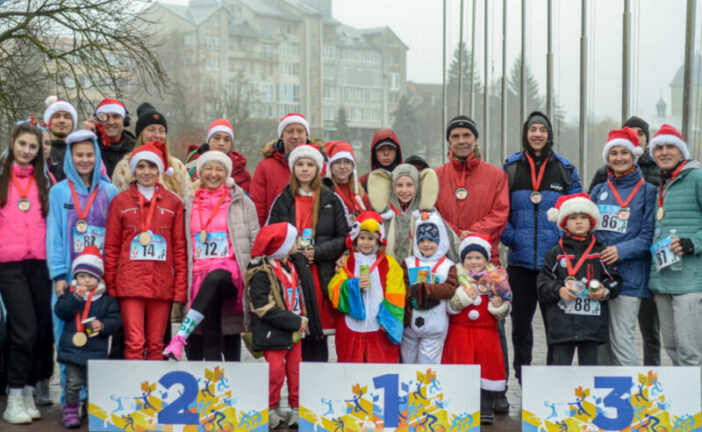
[442,233,511,425]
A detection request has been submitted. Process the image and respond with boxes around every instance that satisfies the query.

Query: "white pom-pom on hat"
[45,95,58,107]
[547,207,560,223]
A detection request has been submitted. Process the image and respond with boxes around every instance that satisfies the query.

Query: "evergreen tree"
[392,94,421,157]
[334,106,350,140]
[446,42,483,122]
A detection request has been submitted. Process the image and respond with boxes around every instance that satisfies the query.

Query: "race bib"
[597,205,627,233]
[194,232,230,259]
[130,231,167,261]
[558,279,601,316]
[287,287,302,314]
[73,225,105,254]
[650,237,681,272]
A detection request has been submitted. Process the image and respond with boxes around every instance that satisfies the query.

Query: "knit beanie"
[547,193,600,231]
[446,115,479,140]
[623,115,650,144]
[288,144,324,173]
[135,103,167,138]
[459,233,492,262]
[72,245,104,280]
[417,223,440,244]
[196,150,235,188]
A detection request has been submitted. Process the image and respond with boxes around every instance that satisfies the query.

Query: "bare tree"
[0,0,168,132]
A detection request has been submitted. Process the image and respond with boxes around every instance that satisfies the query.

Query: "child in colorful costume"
[328,211,405,362]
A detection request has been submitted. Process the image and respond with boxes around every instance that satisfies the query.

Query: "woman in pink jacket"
[163,151,259,360]
[0,123,53,424]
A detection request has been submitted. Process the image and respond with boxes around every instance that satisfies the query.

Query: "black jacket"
[247,254,322,351]
[98,130,137,178]
[537,233,621,345]
[588,152,660,193]
[267,184,349,300]
[49,139,68,182]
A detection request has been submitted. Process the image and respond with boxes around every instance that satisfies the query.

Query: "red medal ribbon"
[414,256,447,280]
[658,161,688,209]
[73,287,96,334]
[137,188,159,233]
[270,260,300,311]
[69,180,99,221]
[607,177,644,208]
[388,203,402,215]
[343,255,386,279]
[559,235,597,278]
[196,188,229,233]
[11,172,35,201]
[525,154,550,192]
[450,150,473,190]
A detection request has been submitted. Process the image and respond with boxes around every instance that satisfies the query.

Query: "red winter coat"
[434,157,510,264]
[103,183,187,303]
[250,141,291,226]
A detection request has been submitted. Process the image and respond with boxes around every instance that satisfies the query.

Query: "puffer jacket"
[184,182,259,333]
[185,143,252,193]
[588,152,661,192]
[358,129,403,188]
[591,167,656,297]
[537,233,621,345]
[0,164,47,262]
[103,183,187,303]
[648,160,702,295]
[250,140,291,226]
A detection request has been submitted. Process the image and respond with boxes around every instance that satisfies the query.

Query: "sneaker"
[480,413,494,425]
[22,387,41,419]
[3,393,32,424]
[269,408,284,429]
[35,380,53,406]
[163,334,187,360]
[62,403,81,428]
[288,407,299,428]
[494,393,510,414]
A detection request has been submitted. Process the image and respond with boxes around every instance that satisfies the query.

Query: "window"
[206,57,219,70]
[184,34,193,47]
[390,72,400,91]
[261,22,272,35]
[229,57,236,72]
[323,106,336,121]
[323,85,335,100]
[279,42,299,57]
[279,62,299,77]
[206,36,219,51]
[260,83,274,102]
[322,45,335,59]
[278,83,300,103]
[261,44,273,59]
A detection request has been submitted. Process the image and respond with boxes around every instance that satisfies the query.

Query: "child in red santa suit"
[103,141,187,360]
[442,233,511,425]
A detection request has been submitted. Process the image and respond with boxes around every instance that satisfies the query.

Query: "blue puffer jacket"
[591,167,657,297]
[502,151,582,270]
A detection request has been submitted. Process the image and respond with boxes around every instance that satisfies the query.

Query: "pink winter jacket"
[0,164,47,262]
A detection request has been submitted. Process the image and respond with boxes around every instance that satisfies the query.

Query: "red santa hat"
[602,127,644,165]
[288,144,324,173]
[648,124,689,160]
[207,118,235,143]
[129,141,173,176]
[43,96,78,131]
[95,98,126,119]
[346,211,386,250]
[251,222,298,260]
[459,233,493,262]
[278,113,310,138]
[196,150,235,188]
[547,193,600,231]
[325,141,366,208]
[71,245,104,280]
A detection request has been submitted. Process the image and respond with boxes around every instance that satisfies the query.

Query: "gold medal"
[657,207,665,221]
[72,332,87,347]
[455,187,468,200]
[75,219,88,233]
[138,231,152,246]
[200,230,208,243]
[618,208,630,221]
[17,198,30,212]
[530,191,542,204]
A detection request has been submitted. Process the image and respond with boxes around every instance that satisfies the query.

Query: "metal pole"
[546,0,553,119]
[501,0,508,163]
[484,0,489,161]
[469,0,477,116]
[622,0,631,123]
[579,0,588,182]
[442,0,448,162]
[520,0,526,124]
[682,0,696,140]
[458,0,465,114]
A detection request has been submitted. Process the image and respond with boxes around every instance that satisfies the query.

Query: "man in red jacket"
[250,113,310,226]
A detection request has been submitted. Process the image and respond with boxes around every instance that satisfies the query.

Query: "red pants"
[263,342,302,409]
[335,319,399,363]
[119,298,171,360]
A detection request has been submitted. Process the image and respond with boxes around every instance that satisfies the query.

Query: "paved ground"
[3,309,670,431]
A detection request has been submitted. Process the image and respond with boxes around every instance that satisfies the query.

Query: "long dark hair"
[0,123,50,217]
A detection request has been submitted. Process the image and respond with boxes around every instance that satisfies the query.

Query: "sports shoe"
[23,387,41,419]
[269,408,284,429]
[3,393,32,424]
[163,334,187,360]
[62,402,80,428]
[288,407,299,428]
[494,392,510,414]
[35,380,53,406]
[480,413,494,425]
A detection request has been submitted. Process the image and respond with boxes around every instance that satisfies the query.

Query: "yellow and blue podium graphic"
[87,360,268,432]
[522,366,701,432]
[299,363,481,432]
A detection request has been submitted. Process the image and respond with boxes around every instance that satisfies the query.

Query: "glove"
[449,287,473,312]
[679,238,694,255]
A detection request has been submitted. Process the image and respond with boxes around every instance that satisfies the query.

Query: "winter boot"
[163,334,187,360]
[23,387,41,419]
[62,403,80,428]
[35,379,53,406]
[3,393,32,424]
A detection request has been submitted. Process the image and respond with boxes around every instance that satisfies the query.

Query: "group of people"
[1,94,700,429]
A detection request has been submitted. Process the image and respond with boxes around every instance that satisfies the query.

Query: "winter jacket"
[358,129,403,188]
[0,164,47,263]
[588,152,661,192]
[648,160,702,295]
[537,233,621,345]
[246,254,323,351]
[435,156,510,264]
[49,139,68,182]
[502,151,582,270]
[184,182,259,333]
[591,167,656,297]
[55,288,121,366]
[103,183,187,303]
[98,130,136,178]
[186,143,252,193]
[47,137,119,281]
[111,152,193,200]
[251,140,291,226]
